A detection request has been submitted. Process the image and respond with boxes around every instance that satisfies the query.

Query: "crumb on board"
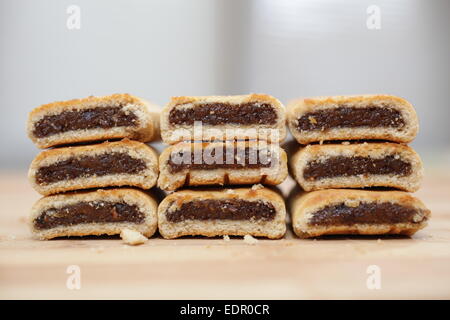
[251,184,264,190]
[223,235,230,242]
[89,246,105,253]
[243,234,258,245]
[120,228,148,246]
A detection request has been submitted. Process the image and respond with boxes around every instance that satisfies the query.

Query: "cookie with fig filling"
[158,187,286,239]
[28,93,160,148]
[158,140,288,191]
[290,189,430,238]
[160,94,286,144]
[290,142,423,192]
[30,188,158,240]
[29,139,159,195]
[287,95,418,144]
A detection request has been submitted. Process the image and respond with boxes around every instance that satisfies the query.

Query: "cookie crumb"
[223,235,230,242]
[283,240,294,246]
[251,184,264,190]
[377,239,383,244]
[120,228,148,245]
[243,235,258,245]
[90,246,104,253]
[341,141,350,145]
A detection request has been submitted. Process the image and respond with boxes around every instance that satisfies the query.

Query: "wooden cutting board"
[1,170,449,299]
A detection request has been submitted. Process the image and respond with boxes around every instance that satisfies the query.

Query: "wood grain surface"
[1,169,449,300]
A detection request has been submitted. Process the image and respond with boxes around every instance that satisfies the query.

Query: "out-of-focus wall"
[0,0,222,169]
[219,0,450,160]
[1,0,449,169]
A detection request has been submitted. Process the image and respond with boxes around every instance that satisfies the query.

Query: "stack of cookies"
[157,94,289,239]
[287,95,430,238]
[27,94,160,240]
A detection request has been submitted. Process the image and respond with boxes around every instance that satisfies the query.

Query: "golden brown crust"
[290,189,431,238]
[161,187,284,204]
[27,93,160,148]
[160,94,286,144]
[158,187,286,239]
[29,139,159,195]
[290,142,423,192]
[29,94,142,116]
[299,94,413,109]
[30,188,159,240]
[158,140,288,191]
[287,94,419,144]
[168,93,281,107]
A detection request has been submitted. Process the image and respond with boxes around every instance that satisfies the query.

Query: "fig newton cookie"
[287,94,419,144]
[29,139,159,195]
[290,189,430,238]
[28,93,160,148]
[290,142,423,192]
[30,188,158,240]
[158,187,286,239]
[160,94,286,144]
[158,140,288,191]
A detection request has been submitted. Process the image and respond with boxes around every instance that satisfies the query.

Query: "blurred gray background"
[1,0,449,170]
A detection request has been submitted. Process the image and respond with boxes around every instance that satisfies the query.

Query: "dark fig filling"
[303,155,411,180]
[297,105,405,131]
[166,199,276,222]
[169,102,278,125]
[308,202,424,226]
[36,152,147,185]
[33,106,138,138]
[168,147,274,173]
[34,201,145,230]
